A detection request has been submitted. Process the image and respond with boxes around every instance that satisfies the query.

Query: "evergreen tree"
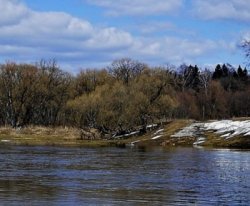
[237,65,244,78]
[222,64,229,77]
[212,64,223,79]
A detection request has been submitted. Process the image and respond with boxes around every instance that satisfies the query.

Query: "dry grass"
[135,119,194,147]
[132,119,250,149]
[0,120,195,147]
[0,126,104,147]
[0,126,136,147]
[231,117,250,121]
[1,119,249,148]
[159,119,196,146]
[0,126,80,138]
[202,131,250,148]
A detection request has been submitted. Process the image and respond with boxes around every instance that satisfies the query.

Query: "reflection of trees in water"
[0,179,59,198]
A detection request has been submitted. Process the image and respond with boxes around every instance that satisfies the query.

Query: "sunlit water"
[0,145,249,205]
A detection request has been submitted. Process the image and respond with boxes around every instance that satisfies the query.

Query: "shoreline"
[1,119,250,149]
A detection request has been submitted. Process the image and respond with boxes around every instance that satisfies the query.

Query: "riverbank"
[0,126,107,147]
[0,122,184,147]
[0,119,250,148]
[135,118,250,149]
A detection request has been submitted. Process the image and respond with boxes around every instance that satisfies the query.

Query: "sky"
[0,0,250,73]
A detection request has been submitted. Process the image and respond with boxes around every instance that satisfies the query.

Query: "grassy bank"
[128,119,250,148]
[0,122,191,147]
[0,126,114,147]
[1,119,250,148]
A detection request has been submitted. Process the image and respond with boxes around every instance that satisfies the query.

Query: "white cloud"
[242,32,250,42]
[86,0,184,16]
[0,12,94,42]
[192,0,250,21]
[0,0,29,26]
[130,37,218,65]
[0,0,235,71]
[0,0,136,70]
[137,21,175,34]
[85,27,133,50]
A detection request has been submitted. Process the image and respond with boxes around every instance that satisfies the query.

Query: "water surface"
[0,145,249,205]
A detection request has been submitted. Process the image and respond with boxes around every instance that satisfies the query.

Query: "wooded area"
[0,58,249,136]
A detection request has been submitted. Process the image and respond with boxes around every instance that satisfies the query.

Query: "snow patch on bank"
[129,140,141,146]
[151,128,165,140]
[193,137,206,145]
[171,120,250,146]
[204,120,250,138]
[171,123,204,138]
[154,129,164,135]
[152,135,163,140]
[1,139,11,143]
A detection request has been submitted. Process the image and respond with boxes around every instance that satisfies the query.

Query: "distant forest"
[0,58,249,134]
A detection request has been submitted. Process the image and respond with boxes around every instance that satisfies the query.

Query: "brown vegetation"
[0,58,249,142]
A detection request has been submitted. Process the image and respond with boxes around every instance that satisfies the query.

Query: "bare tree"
[198,68,212,119]
[108,58,146,85]
[241,39,250,66]
[199,68,212,96]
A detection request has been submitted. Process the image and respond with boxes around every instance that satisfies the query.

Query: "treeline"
[0,59,249,135]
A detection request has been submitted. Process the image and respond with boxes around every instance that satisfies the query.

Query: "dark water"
[0,145,249,206]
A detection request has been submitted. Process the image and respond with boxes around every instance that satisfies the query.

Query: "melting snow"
[193,140,205,145]
[244,131,250,136]
[171,123,204,138]
[129,140,141,146]
[193,137,206,145]
[124,131,139,137]
[151,128,165,140]
[154,129,164,135]
[221,133,231,138]
[146,124,158,129]
[1,140,10,143]
[151,135,163,140]
[204,120,250,138]
[172,120,250,146]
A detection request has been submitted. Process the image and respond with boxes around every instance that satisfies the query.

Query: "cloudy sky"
[0,0,250,72]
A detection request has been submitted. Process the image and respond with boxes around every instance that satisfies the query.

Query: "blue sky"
[0,0,250,72]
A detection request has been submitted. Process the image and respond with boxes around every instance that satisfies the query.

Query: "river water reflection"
[0,145,249,205]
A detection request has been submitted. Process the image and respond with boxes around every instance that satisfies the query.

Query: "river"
[0,145,249,205]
